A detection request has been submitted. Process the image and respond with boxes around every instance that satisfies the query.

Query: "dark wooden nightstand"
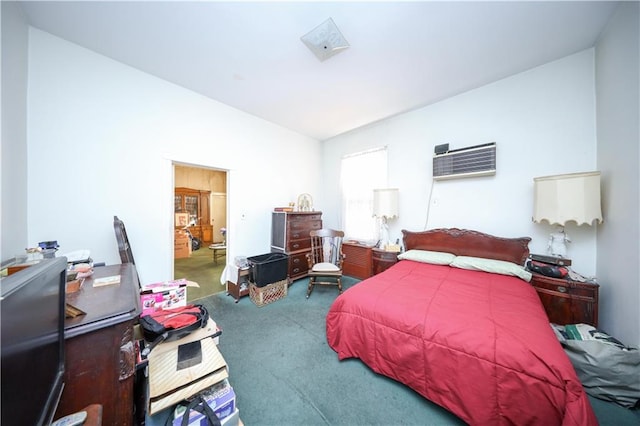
[371,248,399,275]
[529,273,599,327]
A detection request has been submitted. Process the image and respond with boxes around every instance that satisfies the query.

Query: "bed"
[326,228,596,425]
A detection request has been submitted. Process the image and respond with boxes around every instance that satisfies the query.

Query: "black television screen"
[1,257,67,426]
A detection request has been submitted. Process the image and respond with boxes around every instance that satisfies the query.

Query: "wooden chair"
[113,216,135,264]
[306,229,345,299]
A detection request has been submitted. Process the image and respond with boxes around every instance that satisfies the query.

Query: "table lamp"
[373,188,399,250]
[532,171,603,258]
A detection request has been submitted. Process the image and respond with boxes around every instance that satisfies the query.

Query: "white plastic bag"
[552,323,640,408]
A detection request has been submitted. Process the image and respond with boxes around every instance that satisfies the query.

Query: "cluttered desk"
[1,251,142,426]
[56,263,142,426]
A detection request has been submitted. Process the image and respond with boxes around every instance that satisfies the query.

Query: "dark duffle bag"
[140,304,209,356]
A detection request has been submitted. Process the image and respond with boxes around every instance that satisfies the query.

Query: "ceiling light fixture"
[301,17,349,62]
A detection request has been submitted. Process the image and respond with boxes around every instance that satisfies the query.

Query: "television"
[1,257,67,426]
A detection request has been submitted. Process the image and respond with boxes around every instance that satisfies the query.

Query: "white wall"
[27,29,321,284]
[1,2,29,261]
[595,2,640,347]
[10,7,637,347]
[324,49,599,275]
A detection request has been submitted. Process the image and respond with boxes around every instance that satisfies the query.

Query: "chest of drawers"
[271,211,323,281]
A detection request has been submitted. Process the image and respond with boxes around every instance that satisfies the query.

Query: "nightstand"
[371,248,399,275]
[529,273,599,327]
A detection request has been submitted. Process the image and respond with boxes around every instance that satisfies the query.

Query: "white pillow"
[450,256,532,282]
[398,250,456,265]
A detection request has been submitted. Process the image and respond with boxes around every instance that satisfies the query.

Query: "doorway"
[173,163,228,302]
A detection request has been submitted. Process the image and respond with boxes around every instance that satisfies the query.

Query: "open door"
[211,193,227,244]
[173,164,228,300]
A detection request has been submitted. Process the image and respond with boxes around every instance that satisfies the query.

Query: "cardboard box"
[174,241,191,259]
[220,408,239,426]
[147,324,227,415]
[175,230,191,259]
[172,379,236,426]
[140,279,188,316]
[175,228,190,241]
[172,408,239,426]
[175,213,190,228]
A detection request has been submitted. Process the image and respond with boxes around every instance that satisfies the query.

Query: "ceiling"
[18,1,618,141]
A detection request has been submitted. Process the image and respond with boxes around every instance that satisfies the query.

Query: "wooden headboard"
[402,228,531,266]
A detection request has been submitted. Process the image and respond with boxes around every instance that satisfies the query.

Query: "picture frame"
[175,213,189,227]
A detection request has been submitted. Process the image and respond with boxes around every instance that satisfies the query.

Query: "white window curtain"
[340,147,388,242]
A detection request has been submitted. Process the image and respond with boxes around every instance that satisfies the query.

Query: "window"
[340,147,388,242]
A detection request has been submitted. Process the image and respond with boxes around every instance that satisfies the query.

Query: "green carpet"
[147,277,640,425]
[174,245,227,302]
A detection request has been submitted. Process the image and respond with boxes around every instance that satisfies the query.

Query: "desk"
[55,263,141,426]
[209,244,226,264]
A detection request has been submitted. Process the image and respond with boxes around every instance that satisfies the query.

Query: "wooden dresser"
[55,263,141,426]
[271,211,322,281]
[530,273,599,327]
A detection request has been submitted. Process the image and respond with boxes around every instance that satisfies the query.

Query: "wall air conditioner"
[432,142,496,181]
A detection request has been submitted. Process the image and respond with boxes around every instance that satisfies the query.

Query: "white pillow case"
[450,255,532,282]
[398,249,456,265]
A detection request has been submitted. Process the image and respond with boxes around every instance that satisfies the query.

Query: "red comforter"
[326,260,597,425]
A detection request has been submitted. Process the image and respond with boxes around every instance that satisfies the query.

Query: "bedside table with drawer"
[371,248,399,275]
[529,273,599,327]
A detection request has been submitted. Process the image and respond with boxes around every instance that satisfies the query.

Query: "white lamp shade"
[373,188,399,219]
[533,171,603,226]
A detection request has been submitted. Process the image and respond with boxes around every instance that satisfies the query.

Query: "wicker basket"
[249,279,288,307]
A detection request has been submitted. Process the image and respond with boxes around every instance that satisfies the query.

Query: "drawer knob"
[557,286,567,293]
